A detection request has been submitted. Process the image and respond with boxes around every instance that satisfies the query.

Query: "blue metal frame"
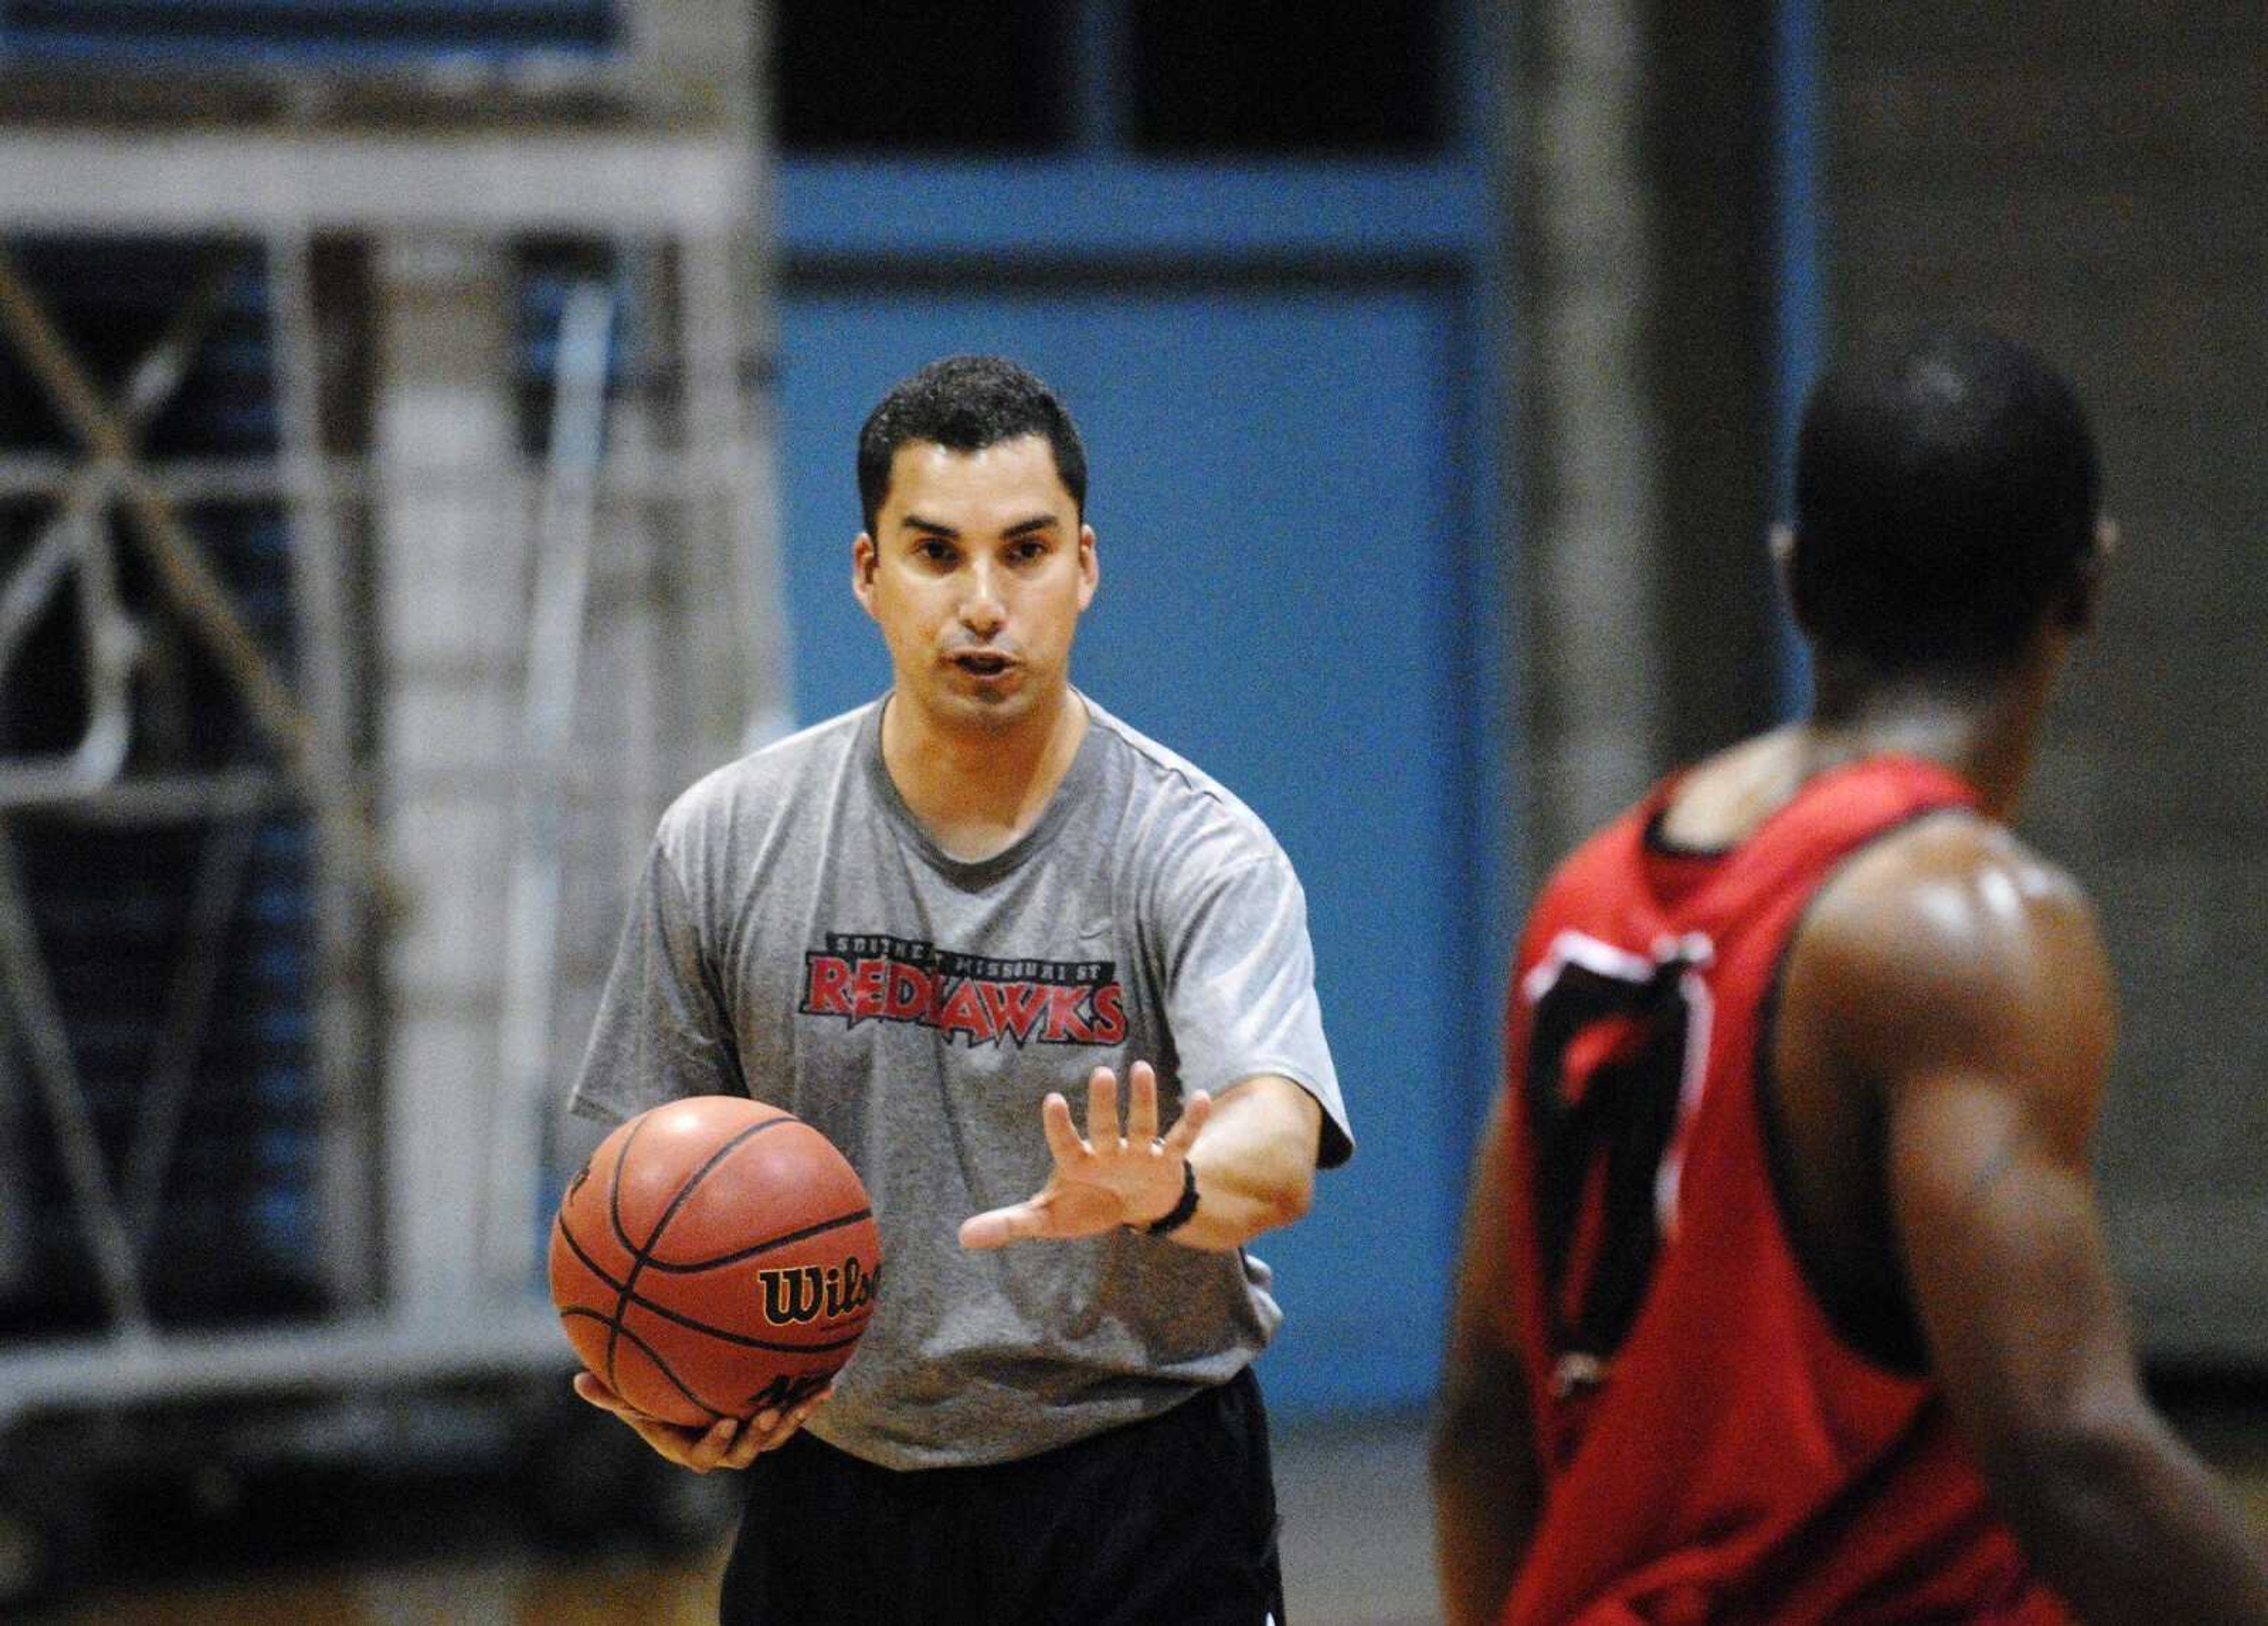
[1771,0,1826,718]
[1446,0,1519,1138]
[780,159,1486,266]
[0,0,617,63]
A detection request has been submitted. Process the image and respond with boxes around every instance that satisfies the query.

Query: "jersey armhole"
[1752,812,1969,1378]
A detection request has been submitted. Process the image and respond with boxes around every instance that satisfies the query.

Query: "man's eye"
[1010,540,1048,563]
[915,540,955,563]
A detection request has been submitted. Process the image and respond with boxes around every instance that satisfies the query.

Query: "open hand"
[572,1371,830,1472]
[959,1061,1211,1249]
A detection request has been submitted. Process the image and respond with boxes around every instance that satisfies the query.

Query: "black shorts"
[717,1366,1286,1625]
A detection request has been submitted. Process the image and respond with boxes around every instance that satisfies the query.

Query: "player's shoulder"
[1802,807,2105,1011]
[656,703,875,851]
[1081,695,1292,872]
[1824,810,2094,937]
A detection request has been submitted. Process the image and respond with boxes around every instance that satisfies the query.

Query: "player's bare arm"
[1430,1088,1544,1626]
[1796,817,2268,1624]
[572,1370,832,1473]
[958,1061,1321,1252]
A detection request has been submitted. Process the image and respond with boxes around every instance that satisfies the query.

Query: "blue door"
[779,285,1474,1410]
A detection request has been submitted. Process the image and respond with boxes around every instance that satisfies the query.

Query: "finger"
[744,1387,830,1462]
[724,1428,768,1469]
[1040,1093,1090,1168]
[792,1383,837,1427]
[725,1415,774,1468]
[578,1372,679,1436]
[1125,1060,1161,1145]
[959,1198,1054,1250]
[1087,1066,1123,1148]
[623,1412,715,1469]
[1161,1088,1213,1156]
[573,1371,630,1415]
[688,1415,743,1472]
[715,1410,774,1468]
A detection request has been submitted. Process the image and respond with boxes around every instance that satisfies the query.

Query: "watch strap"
[1141,1159,1200,1237]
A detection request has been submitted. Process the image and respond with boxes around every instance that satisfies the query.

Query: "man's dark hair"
[1791,324,2101,672]
[856,355,1089,535]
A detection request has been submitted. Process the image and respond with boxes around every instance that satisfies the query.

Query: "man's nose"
[959,564,1006,635]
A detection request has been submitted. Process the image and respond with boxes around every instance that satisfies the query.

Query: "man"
[1432,326,2268,1623]
[568,354,1353,1625]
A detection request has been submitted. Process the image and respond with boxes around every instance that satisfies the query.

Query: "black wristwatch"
[1139,1161,1200,1238]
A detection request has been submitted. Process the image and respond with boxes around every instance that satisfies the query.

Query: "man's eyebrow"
[895,513,1060,539]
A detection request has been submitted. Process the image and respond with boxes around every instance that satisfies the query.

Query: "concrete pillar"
[370,234,526,1318]
[1514,0,1664,866]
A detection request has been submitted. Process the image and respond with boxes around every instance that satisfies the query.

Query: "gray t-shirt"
[570,693,1352,1469]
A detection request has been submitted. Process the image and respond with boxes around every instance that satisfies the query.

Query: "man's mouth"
[950,649,1016,678]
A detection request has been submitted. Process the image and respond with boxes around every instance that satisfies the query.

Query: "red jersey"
[1498,756,2071,1625]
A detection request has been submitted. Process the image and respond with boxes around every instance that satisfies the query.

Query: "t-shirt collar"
[861,690,1104,884]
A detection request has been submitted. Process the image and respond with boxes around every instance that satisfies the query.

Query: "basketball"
[548,1096,882,1428]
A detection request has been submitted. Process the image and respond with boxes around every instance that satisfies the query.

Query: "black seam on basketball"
[556,1211,633,1295]
[605,1112,801,1256]
[605,1112,801,1373]
[557,1210,869,1353]
[561,1309,727,1422]
[604,1108,651,1254]
[642,1114,803,1249]
[601,1109,656,1378]
[637,1207,875,1273]
[558,1216,866,1351]
[611,1287,869,1354]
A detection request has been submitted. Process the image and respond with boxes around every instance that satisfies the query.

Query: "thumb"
[959,1199,1050,1251]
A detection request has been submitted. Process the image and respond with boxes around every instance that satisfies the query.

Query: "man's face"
[853,434,1097,735]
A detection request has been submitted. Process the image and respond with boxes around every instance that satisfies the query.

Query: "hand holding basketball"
[959,1061,1210,1249]
[571,1370,830,1471]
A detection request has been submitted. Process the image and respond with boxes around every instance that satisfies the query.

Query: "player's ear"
[1077,523,1099,610]
[2058,515,2116,633]
[852,533,879,618]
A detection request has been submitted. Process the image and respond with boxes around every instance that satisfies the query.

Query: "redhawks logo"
[800,933,1128,1049]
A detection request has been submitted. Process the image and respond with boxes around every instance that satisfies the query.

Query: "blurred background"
[0,2,2260,1621]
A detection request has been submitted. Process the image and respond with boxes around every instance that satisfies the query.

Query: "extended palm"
[960,1061,1211,1248]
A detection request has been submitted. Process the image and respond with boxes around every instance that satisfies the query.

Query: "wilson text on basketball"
[759,1254,882,1327]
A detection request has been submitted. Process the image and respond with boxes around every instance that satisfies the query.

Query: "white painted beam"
[0,131,750,233]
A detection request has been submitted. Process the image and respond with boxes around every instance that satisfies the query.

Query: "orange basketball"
[548,1096,882,1428]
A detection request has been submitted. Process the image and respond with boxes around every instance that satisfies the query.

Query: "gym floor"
[35,1405,1438,1625]
[37,1392,2268,1624]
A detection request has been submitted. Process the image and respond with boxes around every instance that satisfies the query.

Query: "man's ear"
[1077,523,1099,611]
[852,533,879,619]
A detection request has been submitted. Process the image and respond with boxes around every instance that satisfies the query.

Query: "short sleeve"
[568,841,745,1124]
[1162,852,1353,1169]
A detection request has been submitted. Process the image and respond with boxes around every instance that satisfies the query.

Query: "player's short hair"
[1792,324,2101,672]
[856,355,1089,534]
